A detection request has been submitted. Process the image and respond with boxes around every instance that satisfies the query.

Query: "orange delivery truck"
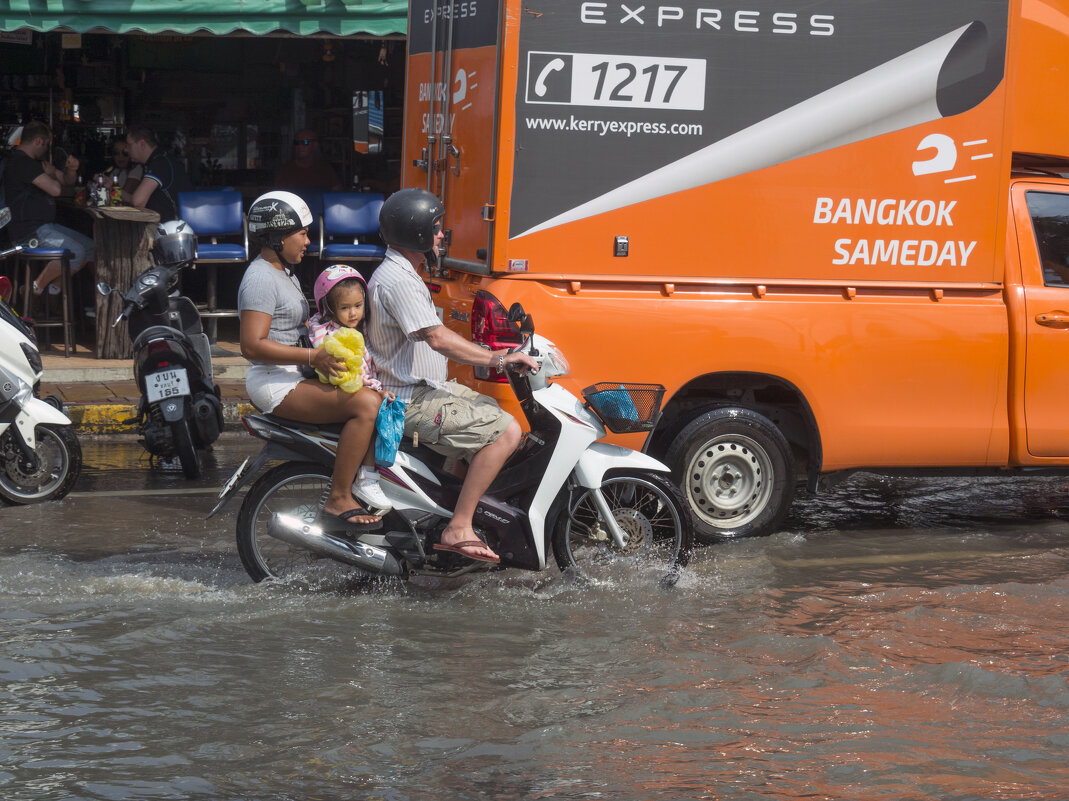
[399,0,1069,542]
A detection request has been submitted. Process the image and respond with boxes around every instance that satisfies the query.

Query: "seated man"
[125,125,194,222]
[3,120,94,295]
[274,129,343,192]
[367,188,539,563]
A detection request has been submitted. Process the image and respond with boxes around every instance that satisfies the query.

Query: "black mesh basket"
[582,382,665,433]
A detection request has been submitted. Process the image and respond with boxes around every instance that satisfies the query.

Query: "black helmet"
[379,188,444,252]
[247,190,313,251]
[152,219,197,265]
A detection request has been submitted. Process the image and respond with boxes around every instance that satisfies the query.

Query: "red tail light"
[471,290,522,382]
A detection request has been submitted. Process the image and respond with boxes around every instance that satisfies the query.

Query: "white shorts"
[245,364,304,413]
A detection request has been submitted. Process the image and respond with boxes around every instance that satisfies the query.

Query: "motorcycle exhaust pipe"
[268,513,404,577]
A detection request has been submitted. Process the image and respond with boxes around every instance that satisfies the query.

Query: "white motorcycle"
[0,241,82,504]
[210,303,693,585]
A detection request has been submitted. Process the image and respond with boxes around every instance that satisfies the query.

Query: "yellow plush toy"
[315,327,366,393]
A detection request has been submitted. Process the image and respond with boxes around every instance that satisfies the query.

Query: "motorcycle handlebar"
[112,301,136,328]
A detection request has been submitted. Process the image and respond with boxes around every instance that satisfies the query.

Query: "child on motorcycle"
[310,264,394,513]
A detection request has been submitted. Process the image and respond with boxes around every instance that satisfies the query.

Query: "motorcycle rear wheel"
[551,471,692,585]
[171,417,200,480]
[236,461,334,583]
[0,423,82,504]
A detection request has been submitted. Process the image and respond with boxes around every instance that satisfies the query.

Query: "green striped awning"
[0,0,408,37]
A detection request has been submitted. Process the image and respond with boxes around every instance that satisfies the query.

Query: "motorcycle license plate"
[146,368,190,403]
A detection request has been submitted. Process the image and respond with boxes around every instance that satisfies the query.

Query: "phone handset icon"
[534,58,566,97]
[453,68,467,104]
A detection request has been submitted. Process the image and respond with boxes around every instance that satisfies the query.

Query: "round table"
[84,205,160,359]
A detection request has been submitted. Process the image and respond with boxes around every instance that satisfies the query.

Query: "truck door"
[403,0,500,268]
[1015,183,1069,457]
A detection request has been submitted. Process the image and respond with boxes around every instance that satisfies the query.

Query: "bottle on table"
[109,174,122,206]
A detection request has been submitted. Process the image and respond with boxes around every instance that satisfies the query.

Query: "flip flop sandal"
[321,505,383,532]
[433,540,501,564]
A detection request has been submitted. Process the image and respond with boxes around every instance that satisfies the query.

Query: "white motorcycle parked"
[210,303,693,585]
[0,242,82,504]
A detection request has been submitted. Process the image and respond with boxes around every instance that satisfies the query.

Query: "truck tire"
[666,407,794,543]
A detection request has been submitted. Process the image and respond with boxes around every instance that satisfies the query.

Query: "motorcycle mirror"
[0,206,11,230]
[95,281,113,297]
[507,302,525,325]
[520,314,535,337]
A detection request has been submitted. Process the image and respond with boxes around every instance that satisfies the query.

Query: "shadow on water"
[786,471,1069,532]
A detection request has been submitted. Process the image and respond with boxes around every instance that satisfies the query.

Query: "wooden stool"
[19,246,75,357]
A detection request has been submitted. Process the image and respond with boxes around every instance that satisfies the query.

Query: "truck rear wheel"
[666,407,794,543]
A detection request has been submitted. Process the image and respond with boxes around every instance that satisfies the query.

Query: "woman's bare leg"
[274,381,383,523]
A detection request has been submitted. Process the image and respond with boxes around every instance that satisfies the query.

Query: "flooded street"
[2,435,1068,800]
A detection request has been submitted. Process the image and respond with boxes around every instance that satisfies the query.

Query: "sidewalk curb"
[67,401,257,435]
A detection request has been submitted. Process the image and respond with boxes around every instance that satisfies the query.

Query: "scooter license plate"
[146,368,190,403]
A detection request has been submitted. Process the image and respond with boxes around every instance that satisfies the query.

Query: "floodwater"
[1,435,1068,800]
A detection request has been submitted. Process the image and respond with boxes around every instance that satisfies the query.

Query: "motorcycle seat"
[262,413,344,437]
[257,412,458,478]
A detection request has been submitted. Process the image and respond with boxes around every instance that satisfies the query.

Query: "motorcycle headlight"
[0,364,32,407]
[20,342,42,378]
[540,344,571,379]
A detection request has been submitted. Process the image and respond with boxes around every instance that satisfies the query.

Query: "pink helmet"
[313,264,366,315]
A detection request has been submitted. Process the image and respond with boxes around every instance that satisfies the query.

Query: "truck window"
[1026,191,1069,287]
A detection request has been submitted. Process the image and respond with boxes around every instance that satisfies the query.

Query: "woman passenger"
[237,191,386,527]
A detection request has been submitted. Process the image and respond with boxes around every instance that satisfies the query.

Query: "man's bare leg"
[440,421,522,560]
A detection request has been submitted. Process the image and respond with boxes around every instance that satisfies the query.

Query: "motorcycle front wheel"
[0,423,82,504]
[236,461,333,583]
[551,471,692,584]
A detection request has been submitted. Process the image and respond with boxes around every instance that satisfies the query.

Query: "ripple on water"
[2,505,1069,799]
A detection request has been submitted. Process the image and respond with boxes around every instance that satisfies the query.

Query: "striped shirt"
[367,248,447,401]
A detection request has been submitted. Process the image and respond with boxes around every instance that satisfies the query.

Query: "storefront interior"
[1,29,406,198]
[1,9,408,354]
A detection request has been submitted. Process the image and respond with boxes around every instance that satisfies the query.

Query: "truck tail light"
[471,290,522,382]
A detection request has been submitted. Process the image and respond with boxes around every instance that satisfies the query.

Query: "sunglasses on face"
[293,138,317,146]
[433,223,442,234]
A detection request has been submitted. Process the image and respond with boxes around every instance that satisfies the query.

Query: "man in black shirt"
[3,120,95,294]
[125,125,194,222]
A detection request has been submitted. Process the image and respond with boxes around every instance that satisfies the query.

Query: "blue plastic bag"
[597,386,639,423]
[374,397,406,467]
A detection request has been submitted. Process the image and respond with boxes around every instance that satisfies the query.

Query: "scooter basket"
[582,382,665,433]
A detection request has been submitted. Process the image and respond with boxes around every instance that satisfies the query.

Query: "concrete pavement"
[39,340,254,435]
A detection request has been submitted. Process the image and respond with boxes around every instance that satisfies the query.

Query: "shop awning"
[0,0,408,38]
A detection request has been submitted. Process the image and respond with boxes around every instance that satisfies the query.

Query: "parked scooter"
[210,303,693,586]
[96,219,223,479]
[0,242,83,503]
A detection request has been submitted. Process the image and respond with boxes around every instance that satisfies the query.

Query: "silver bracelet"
[497,352,505,372]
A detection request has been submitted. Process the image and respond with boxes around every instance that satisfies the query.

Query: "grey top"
[237,256,309,365]
[367,248,448,401]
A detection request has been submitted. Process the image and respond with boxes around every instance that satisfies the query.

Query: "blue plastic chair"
[319,192,386,269]
[177,190,248,343]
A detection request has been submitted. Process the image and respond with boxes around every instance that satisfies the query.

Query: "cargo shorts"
[405,381,514,460]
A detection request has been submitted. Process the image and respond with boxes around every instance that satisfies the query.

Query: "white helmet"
[247,190,313,252]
